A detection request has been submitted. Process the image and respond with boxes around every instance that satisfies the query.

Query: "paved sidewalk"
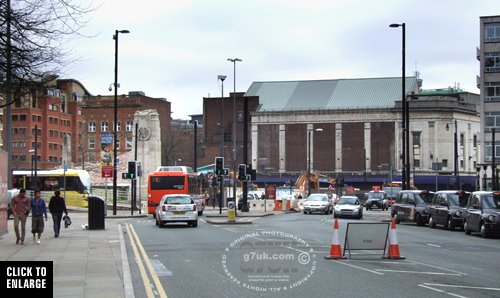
[0,207,146,298]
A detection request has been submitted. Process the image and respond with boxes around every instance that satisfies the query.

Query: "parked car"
[428,190,469,230]
[155,194,198,227]
[334,196,363,219]
[463,191,500,238]
[391,190,434,226]
[7,189,20,219]
[365,191,389,210]
[302,193,333,214]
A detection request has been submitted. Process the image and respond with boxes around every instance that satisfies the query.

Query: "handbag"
[63,215,72,228]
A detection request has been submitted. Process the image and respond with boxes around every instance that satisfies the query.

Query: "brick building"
[245,76,480,190]
[1,79,90,170]
[201,92,259,169]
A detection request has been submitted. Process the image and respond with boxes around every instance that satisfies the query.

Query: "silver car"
[334,196,363,219]
[302,193,333,214]
[155,194,198,227]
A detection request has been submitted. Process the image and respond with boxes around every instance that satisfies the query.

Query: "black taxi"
[463,191,500,238]
[391,190,434,226]
[428,190,469,230]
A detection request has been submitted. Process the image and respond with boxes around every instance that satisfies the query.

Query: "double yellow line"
[124,223,168,298]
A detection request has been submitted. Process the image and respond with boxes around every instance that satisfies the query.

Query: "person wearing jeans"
[30,190,47,244]
[48,189,68,238]
[12,188,31,245]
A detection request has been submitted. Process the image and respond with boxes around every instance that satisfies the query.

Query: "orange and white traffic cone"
[385,217,405,260]
[325,218,345,260]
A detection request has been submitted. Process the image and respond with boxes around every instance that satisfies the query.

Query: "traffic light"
[128,161,137,179]
[238,164,247,181]
[215,157,224,175]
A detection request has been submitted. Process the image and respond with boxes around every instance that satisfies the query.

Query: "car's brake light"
[162,205,166,212]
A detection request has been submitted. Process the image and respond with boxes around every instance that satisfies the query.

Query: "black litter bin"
[88,196,105,230]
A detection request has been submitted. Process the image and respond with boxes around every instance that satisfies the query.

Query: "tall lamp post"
[113,29,129,215]
[389,22,408,190]
[307,128,323,197]
[227,58,242,210]
[218,75,226,214]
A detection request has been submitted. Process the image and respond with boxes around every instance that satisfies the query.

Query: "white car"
[334,196,363,219]
[303,193,333,214]
[155,194,198,227]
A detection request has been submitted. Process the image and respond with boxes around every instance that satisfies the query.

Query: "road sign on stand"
[102,166,114,178]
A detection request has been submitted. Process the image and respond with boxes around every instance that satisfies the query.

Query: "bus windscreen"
[150,176,185,190]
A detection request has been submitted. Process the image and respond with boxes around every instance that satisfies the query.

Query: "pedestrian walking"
[48,189,68,238]
[30,190,48,244]
[12,188,31,245]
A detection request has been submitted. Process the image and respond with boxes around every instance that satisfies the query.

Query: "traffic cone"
[325,218,345,260]
[385,217,405,260]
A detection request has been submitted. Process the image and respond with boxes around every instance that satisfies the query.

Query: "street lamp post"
[389,22,408,190]
[307,128,323,197]
[113,29,129,215]
[218,75,226,214]
[227,58,243,211]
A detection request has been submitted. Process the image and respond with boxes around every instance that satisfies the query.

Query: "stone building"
[244,76,480,190]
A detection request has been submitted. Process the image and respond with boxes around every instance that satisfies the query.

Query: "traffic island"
[204,219,253,225]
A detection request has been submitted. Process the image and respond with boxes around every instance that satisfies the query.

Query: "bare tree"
[0,0,93,104]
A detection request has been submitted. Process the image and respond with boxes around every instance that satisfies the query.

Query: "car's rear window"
[165,196,193,204]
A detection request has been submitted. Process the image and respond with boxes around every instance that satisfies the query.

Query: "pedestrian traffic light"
[128,161,137,179]
[238,164,247,181]
[215,157,224,175]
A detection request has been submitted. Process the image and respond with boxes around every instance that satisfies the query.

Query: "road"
[123,210,500,298]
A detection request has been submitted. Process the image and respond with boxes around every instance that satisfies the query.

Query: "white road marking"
[150,259,173,277]
[375,269,462,276]
[410,260,468,276]
[418,284,468,298]
[423,283,500,292]
[427,243,441,248]
[333,260,385,275]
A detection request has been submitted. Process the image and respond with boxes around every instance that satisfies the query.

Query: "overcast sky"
[63,0,498,119]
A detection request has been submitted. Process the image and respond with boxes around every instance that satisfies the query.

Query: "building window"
[126,137,133,149]
[89,138,95,150]
[32,115,37,121]
[116,121,121,132]
[37,116,41,122]
[428,121,434,128]
[485,112,500,132]
[442,159,448,168]
[88,121,96,132]
[49,117,53,124]
[12,115,18,121]
[473,135,477,147]
[412,131,421,146]
[413,159,420,168]
[101,121,109,132]
[54,118,58,125]
[19,128,26,135]
[116,140,120,150]
[485,142,500,162]
[460,133,465,147]
[126,121,133,132]
[486,82,500,101]
[485,52,500,72]
[20,115,26,121]
[485,22,500,42]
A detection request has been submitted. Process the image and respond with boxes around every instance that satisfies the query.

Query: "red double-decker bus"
[147,166,204,216]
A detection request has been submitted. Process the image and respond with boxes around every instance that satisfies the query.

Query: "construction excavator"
[295,171,336,195]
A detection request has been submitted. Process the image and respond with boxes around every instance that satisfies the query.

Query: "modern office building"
[478,15,500,189]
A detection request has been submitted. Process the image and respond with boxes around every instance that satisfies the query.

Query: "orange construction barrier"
[385,217,405,259]
[274,200,282,211]
[325,218,345,260]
